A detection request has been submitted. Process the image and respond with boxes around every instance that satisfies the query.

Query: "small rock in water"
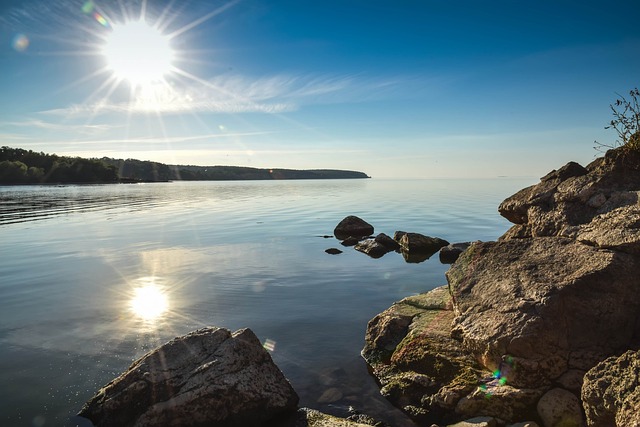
[334,216,374,240]
[355,239,390,258]
[375,233,400,251]
[325,248,343,255]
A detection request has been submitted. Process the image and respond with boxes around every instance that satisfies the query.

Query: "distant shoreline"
[0,146,370,184]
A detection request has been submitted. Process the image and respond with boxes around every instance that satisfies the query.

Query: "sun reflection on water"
[129,277,169,321]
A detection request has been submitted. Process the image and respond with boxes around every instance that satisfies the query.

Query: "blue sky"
[0,0,638,178]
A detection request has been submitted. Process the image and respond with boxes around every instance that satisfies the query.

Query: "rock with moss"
[277,408,383,427]
[362,286,485,425]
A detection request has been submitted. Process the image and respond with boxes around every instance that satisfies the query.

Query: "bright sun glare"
[130,283,169,320]
[102,20,175,86]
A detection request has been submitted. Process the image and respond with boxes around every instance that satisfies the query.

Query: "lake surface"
[0,178,535,426]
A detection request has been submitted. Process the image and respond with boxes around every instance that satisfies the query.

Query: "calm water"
[0,178,534,427]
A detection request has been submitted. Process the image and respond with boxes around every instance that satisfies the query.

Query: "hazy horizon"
[1,0,638,178]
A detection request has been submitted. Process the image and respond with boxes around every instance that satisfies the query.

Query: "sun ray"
[165,0,240,39]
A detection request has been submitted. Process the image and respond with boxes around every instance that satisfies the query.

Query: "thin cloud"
[40,73,405,116]
[0,119,116,134]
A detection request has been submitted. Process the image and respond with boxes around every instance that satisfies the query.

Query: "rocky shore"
[363,146,640,426]
[77,146,640,426]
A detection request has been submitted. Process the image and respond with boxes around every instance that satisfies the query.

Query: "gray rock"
[78,327,298,427]
[334,216,374,240]
[355,239,390,258]
[536,388,583,427]
[581,349,640,427]
[439,242,473,264]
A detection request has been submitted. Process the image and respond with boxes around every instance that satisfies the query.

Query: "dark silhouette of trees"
[0,147,118,184]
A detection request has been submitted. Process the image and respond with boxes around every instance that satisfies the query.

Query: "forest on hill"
[0,147,369,184]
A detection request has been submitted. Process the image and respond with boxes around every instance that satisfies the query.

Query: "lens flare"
[12,34,29,52]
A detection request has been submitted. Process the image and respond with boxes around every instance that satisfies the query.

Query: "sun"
[102,20,175,87]
[130,282,169,320]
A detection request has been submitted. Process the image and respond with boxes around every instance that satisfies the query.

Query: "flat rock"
[78,327,298,427]
[334,216,374,240]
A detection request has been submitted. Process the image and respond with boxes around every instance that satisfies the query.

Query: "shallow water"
[0,178,534,426]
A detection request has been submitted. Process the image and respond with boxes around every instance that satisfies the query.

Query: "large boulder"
[581,349,640,426]
[446,237,640,388]
[499,147,640,249]
[334,216,374,240]
[78,327,298,427]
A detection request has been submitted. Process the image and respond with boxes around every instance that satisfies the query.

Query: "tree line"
[0,146,370,184]
[0,147,118,184]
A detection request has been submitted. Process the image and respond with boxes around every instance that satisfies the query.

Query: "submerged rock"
[334,216,374,240]
[78,327,298,427]
[325,248,343,255]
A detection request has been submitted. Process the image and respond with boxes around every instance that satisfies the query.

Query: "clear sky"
[0,0,638,178]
